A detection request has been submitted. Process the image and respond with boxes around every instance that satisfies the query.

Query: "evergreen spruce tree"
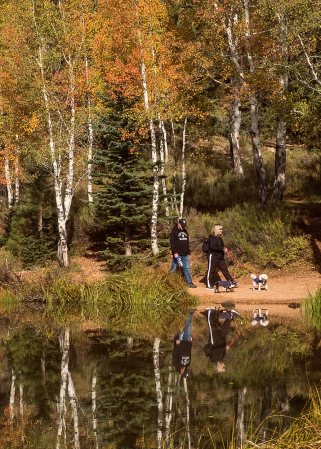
[4,175,58,268]
[92,92,153,269]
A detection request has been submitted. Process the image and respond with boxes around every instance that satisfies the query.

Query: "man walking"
[170,218,197,288]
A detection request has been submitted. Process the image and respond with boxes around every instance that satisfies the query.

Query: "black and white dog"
[214,280,238,293]
[250,274,268,291]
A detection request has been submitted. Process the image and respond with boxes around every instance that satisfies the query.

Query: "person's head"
[215,361,226,373]
[211,224,223,236]
[178,218,187,230]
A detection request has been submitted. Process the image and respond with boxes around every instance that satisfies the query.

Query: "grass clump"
[305,288,321,333]
[40,266,198,333]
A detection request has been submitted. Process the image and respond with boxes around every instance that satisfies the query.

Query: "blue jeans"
[179,313,193,341]
[170,255,192,284]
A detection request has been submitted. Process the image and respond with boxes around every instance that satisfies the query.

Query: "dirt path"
[190,268,321,320]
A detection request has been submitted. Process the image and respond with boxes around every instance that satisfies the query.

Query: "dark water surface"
[0,314,320,448]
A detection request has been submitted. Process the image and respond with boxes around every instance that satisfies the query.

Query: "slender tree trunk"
[4,155,13,209]
[159,119,169,216]
[86,58,94,203]
[244,0,267,203]
[153,338,163,449]
[15,149,20,205]
[161,120,168,163]
[179,118,187,217]
[124,224,132,256]
[273,14,288,202]
[135,0,159,256]
[171,121,179,215]
[229,82,243,177]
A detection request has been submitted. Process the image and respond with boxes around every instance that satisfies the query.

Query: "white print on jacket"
[178,232,187,241]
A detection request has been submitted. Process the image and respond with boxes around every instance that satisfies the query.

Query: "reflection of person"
[206,224,234,290]
[173,309,197,377]
[170,218,197,288]
[202,308,235,373]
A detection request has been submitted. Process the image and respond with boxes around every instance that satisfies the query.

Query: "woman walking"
[206,224,236,290]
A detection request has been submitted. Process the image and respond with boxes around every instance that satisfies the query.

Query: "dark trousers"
[206,254,232,288]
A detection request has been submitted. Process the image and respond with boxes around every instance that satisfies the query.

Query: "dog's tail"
[250,274,257,280]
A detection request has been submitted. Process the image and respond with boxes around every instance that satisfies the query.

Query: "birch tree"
[29,0,93,267]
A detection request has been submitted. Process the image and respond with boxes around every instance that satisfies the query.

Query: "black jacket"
[170,225,190,256]
[208,235,225,260]
[173,340,192,372]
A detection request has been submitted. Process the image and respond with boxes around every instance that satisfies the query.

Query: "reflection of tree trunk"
[126,338,133,352]
[68,373,80,449]
[153,338,163,449]
[164,368,173,443]
[183,377,191,449]
[57,328,70,449]
[259,385,272,441]
[92,375,99,449]
[276,384,290,433]
[9,369,16,422]
[235,387,247,447]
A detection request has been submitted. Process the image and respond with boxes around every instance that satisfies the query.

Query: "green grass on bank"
[305,288,321,333]
[0,265,198,335]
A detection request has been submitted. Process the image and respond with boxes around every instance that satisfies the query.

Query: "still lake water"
[0,312,320,449]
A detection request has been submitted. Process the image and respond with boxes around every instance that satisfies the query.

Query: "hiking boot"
[189,308,197,314]
[187,283,197,288]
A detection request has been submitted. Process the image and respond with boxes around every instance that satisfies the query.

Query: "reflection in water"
[235,387,247,448]
[57,328,80,449]
[0,317,319,448]
[153,337,163,449]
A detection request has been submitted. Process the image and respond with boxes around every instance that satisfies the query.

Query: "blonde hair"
[210,224,223,236]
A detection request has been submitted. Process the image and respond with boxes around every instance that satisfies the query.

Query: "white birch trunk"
[161,120,168,163]
[19,384,24,417]
[15,149,20,205]
[86,58,94,203]
[159,119,169,216]
[243,0,267,203]
[179,118,187,217]
[229,81,243,177]
[135,0,159,256]
[9,369,16,422]
[36,43,69,268]
[67,372,80,449]
[57,328,70,449]
[153,338,163,449]
[4,155,13,209]
[92,375,99,449]
[273,13,288,202]
[171,121,179,215]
